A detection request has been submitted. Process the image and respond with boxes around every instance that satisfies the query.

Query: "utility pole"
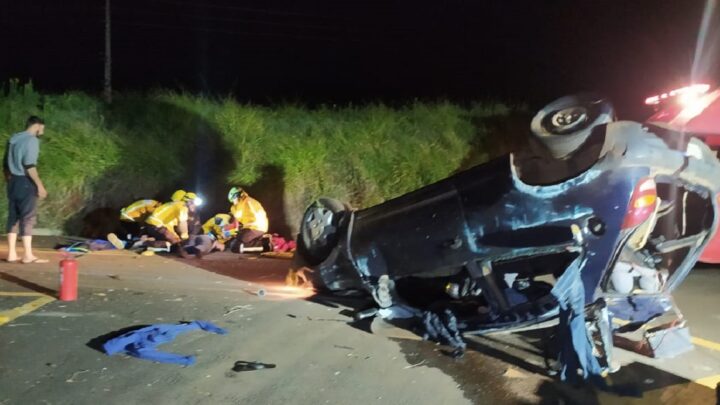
[103,0,112,103]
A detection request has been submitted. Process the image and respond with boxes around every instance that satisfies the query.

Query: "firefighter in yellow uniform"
[228,187,269,251]
[120,199,161,223]
[107,193,184,250]
[181,213,240,258]
[146,190,203,256]
[108,199,159,249]
[202,213,239,246]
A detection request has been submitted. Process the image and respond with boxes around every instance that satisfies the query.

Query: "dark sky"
[1,0,717,117]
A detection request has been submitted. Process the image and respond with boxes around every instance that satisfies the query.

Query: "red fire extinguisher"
[59,257,78,301]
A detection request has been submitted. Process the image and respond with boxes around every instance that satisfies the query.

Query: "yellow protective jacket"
[202,213,238,244]
[230,196,269,232]
[120,199,161,222]
[146,201,189,239]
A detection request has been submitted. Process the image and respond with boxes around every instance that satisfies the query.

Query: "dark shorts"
[228,229,265,253]
[6,175,38,236]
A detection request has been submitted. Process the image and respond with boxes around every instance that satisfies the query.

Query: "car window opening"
[604,179,715,295]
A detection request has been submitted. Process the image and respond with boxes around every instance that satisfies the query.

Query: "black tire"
[298,197,348,265]
[531,93,615,158]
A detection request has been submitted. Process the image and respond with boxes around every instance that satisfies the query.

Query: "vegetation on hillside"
[0,81,523,235]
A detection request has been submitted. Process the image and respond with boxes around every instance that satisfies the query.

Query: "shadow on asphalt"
[534,361,718,404]
[464,333,554,376]
[463,329,719,402]
[397,333,719,404]
[86,324,151,354]
[0,271,56,296]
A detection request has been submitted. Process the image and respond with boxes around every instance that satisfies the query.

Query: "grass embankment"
[0,81,522,236]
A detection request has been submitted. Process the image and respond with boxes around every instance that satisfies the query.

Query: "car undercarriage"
[292,94,720,382]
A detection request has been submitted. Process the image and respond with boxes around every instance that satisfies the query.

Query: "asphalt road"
[0,245,719,404]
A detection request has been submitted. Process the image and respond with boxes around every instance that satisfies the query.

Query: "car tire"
[298,197,348,265]
[530,93,615,159]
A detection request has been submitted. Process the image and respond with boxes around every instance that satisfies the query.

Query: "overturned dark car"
[292,94,720,381]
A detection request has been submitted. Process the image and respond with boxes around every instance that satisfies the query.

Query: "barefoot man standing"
[3,116,49,264]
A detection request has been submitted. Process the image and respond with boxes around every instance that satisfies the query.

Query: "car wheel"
[531,93,615,158]
[299,197,348,264]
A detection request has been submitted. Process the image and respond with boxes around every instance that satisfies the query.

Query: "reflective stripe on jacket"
[146,201,189,232]
[120,199,160,222]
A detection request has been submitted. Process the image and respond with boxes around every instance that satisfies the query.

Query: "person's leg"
[6,177,20,261]
[153,226,190,258]
[228,229,265,253]
[6,224,19,262]
[18,185,40,263]
[21,235,35,261]
[106,232,127,250]
[6,233,18,261]
[182,236,212,259]
[139,227,171,250]
[192,235,215,259]
[227,235,241,253]
[239,229,265,246]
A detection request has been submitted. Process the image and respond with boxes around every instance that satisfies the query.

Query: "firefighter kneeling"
[227,187,269,252]
[145,190,203,258]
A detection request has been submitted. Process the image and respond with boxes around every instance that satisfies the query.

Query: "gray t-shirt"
[5,131,40,176]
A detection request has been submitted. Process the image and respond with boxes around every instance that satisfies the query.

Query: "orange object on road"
[59,258,78,301]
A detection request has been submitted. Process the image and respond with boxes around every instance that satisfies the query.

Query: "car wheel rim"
[303,206,335,248]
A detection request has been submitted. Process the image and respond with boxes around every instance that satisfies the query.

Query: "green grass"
[0,80,518,235]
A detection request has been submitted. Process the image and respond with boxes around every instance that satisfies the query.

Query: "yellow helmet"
[183,191,204,206]
[171,190,187,202]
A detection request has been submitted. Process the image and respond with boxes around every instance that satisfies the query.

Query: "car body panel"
[295,111,720,381]
[317,122,718,297]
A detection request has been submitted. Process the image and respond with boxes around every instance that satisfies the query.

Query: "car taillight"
[622,178,657,229]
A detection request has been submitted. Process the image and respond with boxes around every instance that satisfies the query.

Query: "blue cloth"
[551,257,604,383]
[102,321,227,366]
[607,295,669,326]
[88,239,118,251]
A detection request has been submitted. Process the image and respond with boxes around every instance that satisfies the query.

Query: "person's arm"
[23,138,46,199]
[3,142,10,181]
[177,220,189,240]
[231,203,243,224]
[25,167,47,199]
[177,207,189,240]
